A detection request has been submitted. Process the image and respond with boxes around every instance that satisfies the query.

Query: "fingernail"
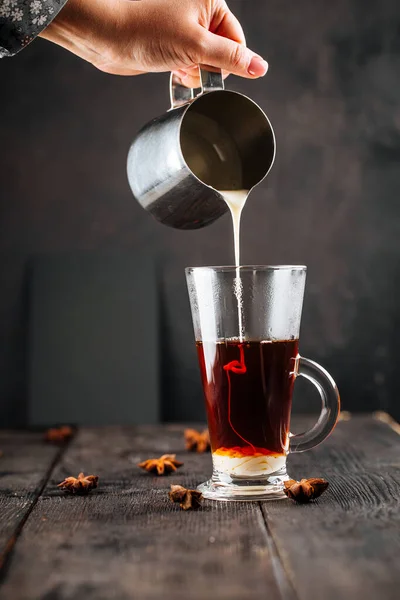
[248,56,269,77]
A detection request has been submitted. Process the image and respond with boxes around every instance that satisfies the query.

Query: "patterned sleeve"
[0,0,68,57]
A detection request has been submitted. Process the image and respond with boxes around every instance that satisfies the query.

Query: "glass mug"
[186,266,340,501]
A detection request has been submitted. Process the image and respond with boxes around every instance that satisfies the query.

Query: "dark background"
[1,0,400,426]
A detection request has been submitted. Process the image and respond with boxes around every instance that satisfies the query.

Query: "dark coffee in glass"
[186,266,340,501]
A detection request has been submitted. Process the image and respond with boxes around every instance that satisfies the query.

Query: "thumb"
[198,30,268,79]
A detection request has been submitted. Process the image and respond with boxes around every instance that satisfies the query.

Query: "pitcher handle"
[200,69,224,92]
[170,67,224,109]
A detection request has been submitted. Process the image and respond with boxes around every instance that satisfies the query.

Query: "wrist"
[39,0,125,67]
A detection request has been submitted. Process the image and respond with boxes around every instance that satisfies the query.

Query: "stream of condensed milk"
[218,190,250,341]
[219,190,249,267]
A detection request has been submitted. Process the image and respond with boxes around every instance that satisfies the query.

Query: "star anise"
[184,429,210,453]
[169,484,203,510]
[58,472,99,495]
[138,454,183,475]
[45,426,73,443]
[284,478,329,503]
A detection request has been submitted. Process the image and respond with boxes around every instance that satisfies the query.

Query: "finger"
[174,68,231,89]
[172,68,200,88]
[179,73,201,89]
[179,66,230,78]
[174,68,196,80]
[211,9,246,46]
[196,28,268,79]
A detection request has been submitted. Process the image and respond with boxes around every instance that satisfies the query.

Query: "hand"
[40,0,268,86]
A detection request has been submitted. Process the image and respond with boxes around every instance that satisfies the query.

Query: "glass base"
[198,469,289,501]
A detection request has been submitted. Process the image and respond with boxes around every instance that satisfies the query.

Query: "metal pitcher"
[127,69,276,230]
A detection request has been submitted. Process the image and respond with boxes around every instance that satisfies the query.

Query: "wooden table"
[0,414,399,600]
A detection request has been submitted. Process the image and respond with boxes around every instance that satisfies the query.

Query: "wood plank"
[1,417,398,600]
[0,425,287,600]
[0,430,67,572]
[263,414,400,600]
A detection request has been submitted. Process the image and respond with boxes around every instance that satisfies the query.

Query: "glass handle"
[289,357,340,453]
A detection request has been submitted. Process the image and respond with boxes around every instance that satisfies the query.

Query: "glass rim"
[185,265,307,274]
